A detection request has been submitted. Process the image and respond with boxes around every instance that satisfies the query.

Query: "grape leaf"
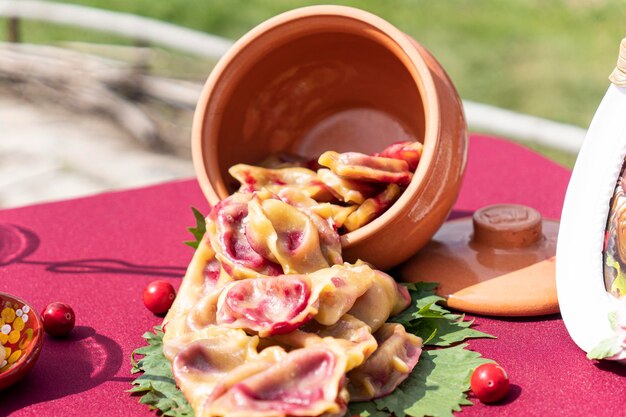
[349,344,492,417]
[391,283,495,346]
[184,207,206,249]
[392,282,446,324]
[129,327,193,417]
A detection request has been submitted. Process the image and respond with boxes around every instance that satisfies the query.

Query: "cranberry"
[470,362,510,403]
[143,280,176,314]
[42,302,75,337]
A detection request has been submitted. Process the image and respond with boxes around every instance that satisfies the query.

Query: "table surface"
[1,134,624,417]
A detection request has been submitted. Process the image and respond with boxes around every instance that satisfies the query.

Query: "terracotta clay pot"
[192,5,467,270]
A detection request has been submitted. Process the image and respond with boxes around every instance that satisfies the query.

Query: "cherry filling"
[273,176,286,186]
[213,198,282,276]
[203,258,221,292]
[374,141,422,171]
[219,348,337,412]
[240,169,258,192]
[282,230,304,252]
[175,342,218,374]
[319,151,412,186]
[220,206,257,263]
[219,276,313,335]
[173,339,243,383]
[340,152,404,171]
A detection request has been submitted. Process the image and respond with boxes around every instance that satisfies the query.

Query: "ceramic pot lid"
[399,204,559,316]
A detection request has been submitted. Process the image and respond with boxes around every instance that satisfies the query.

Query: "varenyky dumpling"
[163,234,232,343]
[348,323,423,401]
[169,327,260,411]
[229,164,333,201]
[228,141,422,235]
[374,140,423,171]
[207,191,344,279]
[273,314,379,372]
[216,275,315,337]
[246,196,336,273]
[161,141,427,417]
[316,168,380,204]
[348,269,411,332]
[318,151,413,186]
[276,187,355,232]
[207,192,283,279]
[343,184,402,232]
[205,344,349,417]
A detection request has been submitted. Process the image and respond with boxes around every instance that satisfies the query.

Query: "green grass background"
[2,0,625,165]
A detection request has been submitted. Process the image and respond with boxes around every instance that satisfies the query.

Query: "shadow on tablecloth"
[0,222,186,277]
[0,326,123,416]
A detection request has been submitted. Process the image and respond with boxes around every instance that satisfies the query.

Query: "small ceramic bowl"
[192,5,467,270]
[0,293,44,390]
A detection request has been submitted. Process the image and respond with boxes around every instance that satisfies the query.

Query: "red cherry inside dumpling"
[216,275,315,337]
[303,314,378,371]
[318,151,412,186]
[206,346,347,417]
[207,193,283,279]
[374,140,423,171]
[246,196,338,274]
[347,323,423,401]
[275,188,345,262]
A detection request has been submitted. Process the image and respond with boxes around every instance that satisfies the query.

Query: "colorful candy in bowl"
[0,292,44,390]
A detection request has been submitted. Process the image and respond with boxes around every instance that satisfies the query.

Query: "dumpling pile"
[163,142,424,417]
[229,140,422,233]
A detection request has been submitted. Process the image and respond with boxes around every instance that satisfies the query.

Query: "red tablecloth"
[1,134,624,417]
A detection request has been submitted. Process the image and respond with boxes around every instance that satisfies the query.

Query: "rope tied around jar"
[609,38,626,86]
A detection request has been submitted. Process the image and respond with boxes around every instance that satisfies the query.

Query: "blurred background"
[1,0,625,208]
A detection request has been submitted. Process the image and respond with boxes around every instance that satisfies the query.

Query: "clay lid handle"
[472,204,543,249]
[609,38,626,86]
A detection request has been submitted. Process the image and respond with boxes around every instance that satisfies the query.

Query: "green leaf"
[129,327,194,417]
[184,207,206,249]
[587,335,621,360]
[348,402,389,417]
[390,283,445,326]
[349,344,492,417]
[410,316,494,347]
[391,283,495,346]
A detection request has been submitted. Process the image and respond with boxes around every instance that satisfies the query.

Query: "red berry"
[470,363,510,403]
[42,302,75,337]
[143,280,176,314]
